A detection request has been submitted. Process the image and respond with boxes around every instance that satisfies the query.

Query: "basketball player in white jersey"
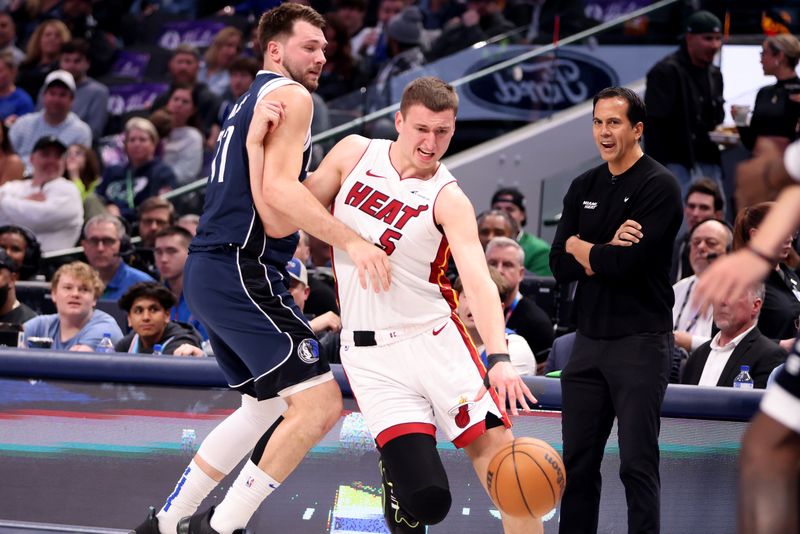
[300,76,542,533]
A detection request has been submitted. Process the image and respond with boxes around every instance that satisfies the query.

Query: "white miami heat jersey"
[332,139,458,331]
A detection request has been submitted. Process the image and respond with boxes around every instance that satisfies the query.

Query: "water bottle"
[96,333,115,353]
[733,365,754,389]
[152,344,163,356]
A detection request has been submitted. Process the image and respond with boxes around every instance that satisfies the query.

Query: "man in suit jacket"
[682,282,785,388]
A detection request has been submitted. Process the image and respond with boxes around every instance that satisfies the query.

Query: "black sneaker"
[379,460,425,533]
[129,506,160,534]
[176,507,250,534]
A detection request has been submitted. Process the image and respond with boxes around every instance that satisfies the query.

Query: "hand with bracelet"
[473,352,538,416]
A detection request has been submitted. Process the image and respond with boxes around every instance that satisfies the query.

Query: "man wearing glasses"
[81,213,154,301]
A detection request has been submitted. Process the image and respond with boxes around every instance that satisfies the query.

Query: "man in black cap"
[0,248,37,326]
[491,187,552,276]
[0,136,84,252]
[645,10,725,207]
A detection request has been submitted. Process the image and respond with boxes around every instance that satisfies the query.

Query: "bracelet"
[746,244,777,265]
[483,353,511,388]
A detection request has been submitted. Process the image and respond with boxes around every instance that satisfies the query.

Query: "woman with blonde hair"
[95,117,177,222]
[199,26,243,96]
[22,261,123,351]
[16,19,70,98]
[735,33,800,152]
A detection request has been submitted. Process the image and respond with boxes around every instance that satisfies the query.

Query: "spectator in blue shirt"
[81,214,154,302]
[0,50,33,126]
[23,261,123,351]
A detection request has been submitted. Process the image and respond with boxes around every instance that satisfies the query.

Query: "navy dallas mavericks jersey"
[192,71,313,265]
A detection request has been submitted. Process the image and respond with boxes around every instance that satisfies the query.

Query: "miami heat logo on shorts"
[447,396,475,429]
[297,338,320,364]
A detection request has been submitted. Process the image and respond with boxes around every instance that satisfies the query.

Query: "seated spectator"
[81,214,155,301]
[23,261,123,351]
[148,44,221,139]
[157,85,204,187]
[8,69,91,172]
[0,136,83,252]
[671,178,724,283]
[0,224,42,280]
[733,202,800,340]
[0,12,25,65]
[673,218,733,353]
[64,143,105,221]
[0,249,37,325]
[477,208,518,249]
[285,257,341,336]
[318,14,361,102]
[96,117,176,222]
[0,50,34,127]
[333,0,368,41]
[155,225,208,341]
[350,0,403,64]
[36,38,108,138]
[115,282,204,356]
[198,26,243,97]
[216,55,259,135]
[365,6,427,114]
[0,121,24,185]
[681,283,785,388]
[177,213,199,236]
[427,0,515,60]
[454,268,536,376]
[15,19,71,100]
[128,197,175,280]
[491,187,552,276]
[61,0,118,78]
[485,236,554,369]
[296,230,339,317]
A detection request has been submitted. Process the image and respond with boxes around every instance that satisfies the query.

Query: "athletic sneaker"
[379,460,426,533]
[129,506,160,534]
[176,507,249,534]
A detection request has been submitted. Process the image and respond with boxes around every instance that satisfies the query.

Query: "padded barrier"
[0,348,760,421]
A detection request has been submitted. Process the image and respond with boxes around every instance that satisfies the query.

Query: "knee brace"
[379,433,452,525]
[196,394,287,474]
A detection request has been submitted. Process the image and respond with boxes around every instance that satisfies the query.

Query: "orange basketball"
[486,437,566,518]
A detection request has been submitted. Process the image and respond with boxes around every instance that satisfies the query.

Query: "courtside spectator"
[64,143,105,221]
[81,214,154,301]
[199,26,244,97]
[9,69,91,173]
[176,214,199,236]
[158,85,204,187]
[0,136,83,252]
[477,208,518,249]
[0,249,37,325]
[671,178,724,283]
[116,282,204,356]
[0,224,42,280]
[491,187,552,276]
[23,261,123,351]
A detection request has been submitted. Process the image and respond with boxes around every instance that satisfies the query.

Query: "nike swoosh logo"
[432,323,447,336]
[624,197,630,202]
[366,169,387,178]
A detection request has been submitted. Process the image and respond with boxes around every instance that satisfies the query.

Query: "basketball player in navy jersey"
[694,145,800,533]
[301,77,541,533]
[131,5,390,534]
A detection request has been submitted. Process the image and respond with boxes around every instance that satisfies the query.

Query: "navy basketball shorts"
[184,247,332,400]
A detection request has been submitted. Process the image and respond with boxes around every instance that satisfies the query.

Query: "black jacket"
[645,46,724,167]
[115,321,203,354]
[550,155,682,338]
[682,327,786,388]
[758,265,800,341]
[506,296,554,361]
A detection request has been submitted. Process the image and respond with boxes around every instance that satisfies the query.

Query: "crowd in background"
[0,1,796,391]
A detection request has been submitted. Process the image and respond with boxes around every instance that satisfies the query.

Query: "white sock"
[156,460,218,534]
[209,460,279,534]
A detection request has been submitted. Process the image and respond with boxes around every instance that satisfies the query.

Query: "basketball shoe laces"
[379,460,424,532]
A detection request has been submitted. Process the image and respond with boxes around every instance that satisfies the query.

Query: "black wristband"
[746,244,777,265]
[483,353,511,388]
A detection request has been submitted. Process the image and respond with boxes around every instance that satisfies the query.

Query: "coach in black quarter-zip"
[550,87,682,534]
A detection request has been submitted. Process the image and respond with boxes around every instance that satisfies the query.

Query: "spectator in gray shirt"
[36,39,108,138]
